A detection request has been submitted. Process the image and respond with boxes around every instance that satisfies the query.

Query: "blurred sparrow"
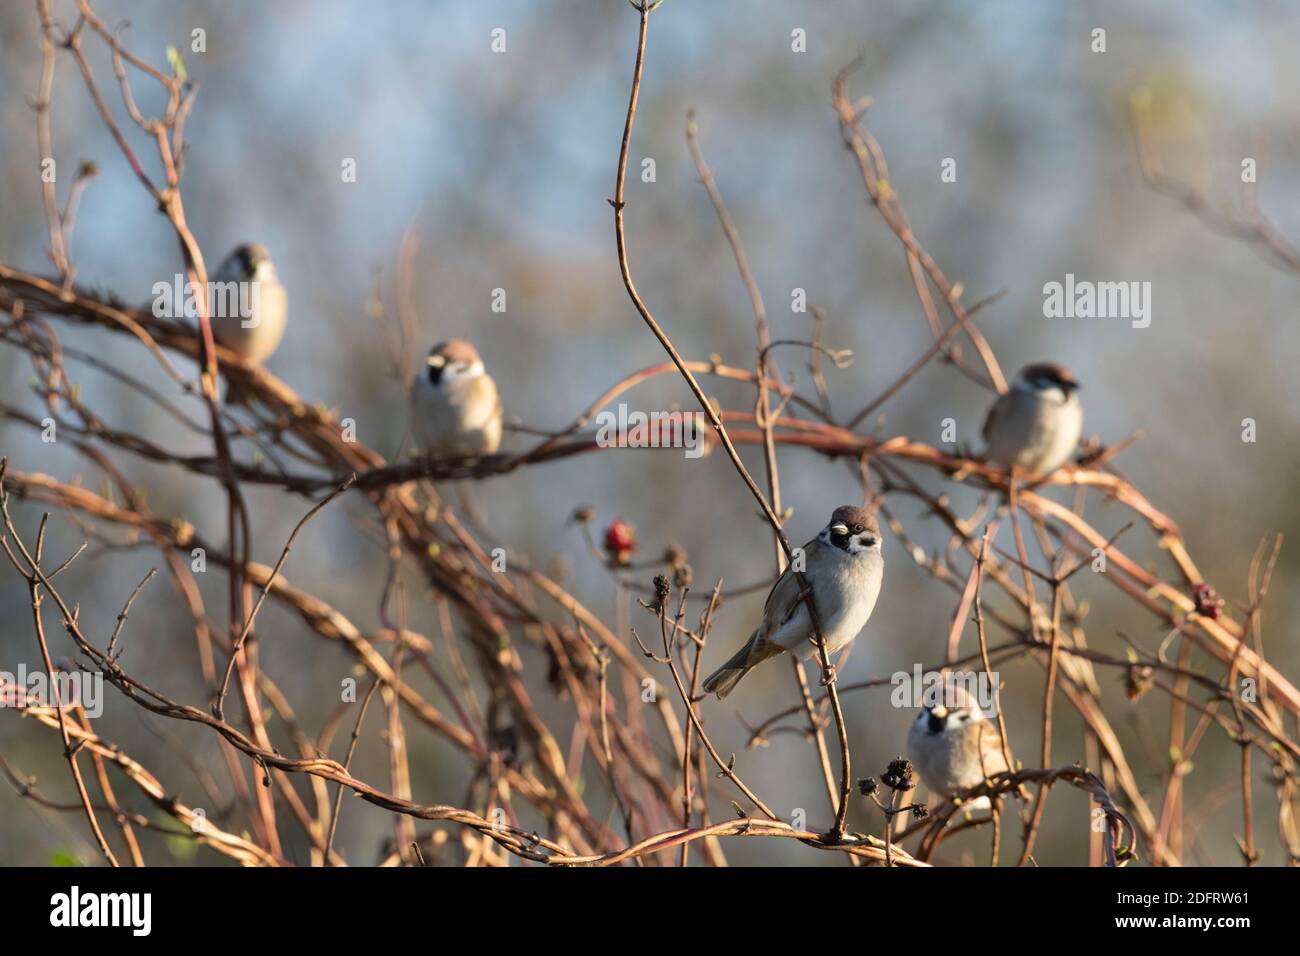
[702,505,883,699]
[209,242,287,365]
[907,683,1010,811]
[411,339,503,457]
[981,362,1082,478]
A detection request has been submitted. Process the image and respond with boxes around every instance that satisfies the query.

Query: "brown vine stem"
[974,526,1020,793]
[67,0,271,850]
[684,109,842,837]
[612,0,853,838]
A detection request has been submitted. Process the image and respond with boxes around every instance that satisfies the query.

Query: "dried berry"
[603,519,638,565]
[882,757,916,792]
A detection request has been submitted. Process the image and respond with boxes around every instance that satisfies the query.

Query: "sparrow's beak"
[931,705,948,720]
[427,355,446,368]
[831,523,849,536]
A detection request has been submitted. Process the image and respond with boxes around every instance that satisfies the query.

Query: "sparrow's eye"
[851,524,863,535]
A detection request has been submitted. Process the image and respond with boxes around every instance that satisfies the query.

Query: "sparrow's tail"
[701,661,749,700]
[702,636,779,700]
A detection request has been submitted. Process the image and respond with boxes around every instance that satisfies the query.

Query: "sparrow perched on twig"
[702,506,883,699]
[209,242,287,365]
[411,339,503,457]
[907,683,1011,811]
[982,362,1082,478]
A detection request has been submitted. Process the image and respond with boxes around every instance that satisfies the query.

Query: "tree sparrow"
[411,339,503,457]
[209,243,287,365]
[702,506,883,699]
[907,684,1011,811]
[981,362,1082,478]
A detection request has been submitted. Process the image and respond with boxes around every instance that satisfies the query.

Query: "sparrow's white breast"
[985,387,1082,477]
[412,372,502,456]
[908,715,1007,805]
[209,269,287,366]
[771,545,883,658]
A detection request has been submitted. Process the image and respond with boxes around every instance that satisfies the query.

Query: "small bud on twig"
[652,573,671,608]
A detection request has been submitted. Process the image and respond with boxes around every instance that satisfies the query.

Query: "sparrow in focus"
[702,505,883,699]
[411,339,503,457]
[907,683,1011,811]
[981,362,1082,478]
[209,242,287,365]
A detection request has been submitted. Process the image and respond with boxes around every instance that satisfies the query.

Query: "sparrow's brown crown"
[829,505,878,535]
[928,678,980,715]
[235,243,270,270]
[430,339,483,366]
[1018,362,1079,392]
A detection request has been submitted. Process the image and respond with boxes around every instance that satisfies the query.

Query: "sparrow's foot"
[819,664,837,687]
